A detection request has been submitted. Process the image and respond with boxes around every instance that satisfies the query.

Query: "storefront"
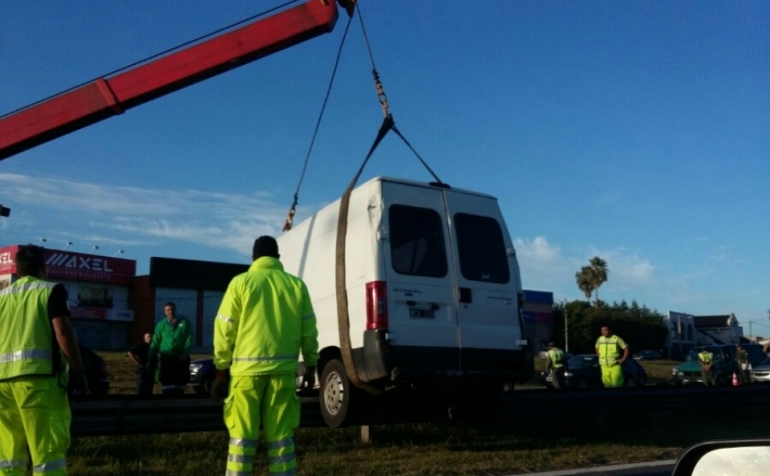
[0,245,136,350]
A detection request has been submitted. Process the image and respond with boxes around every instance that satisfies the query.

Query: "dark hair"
[15,245,46,277]
[252,235,279,260]
[164,302,176,309]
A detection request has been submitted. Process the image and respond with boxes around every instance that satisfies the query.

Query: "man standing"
[595,325,629,388]
[545,342,567,389]
[211,236,319,476]
[698,347,715,386]
[148,302,193,395]
[734,345,750,385]
[0,245,88,475]
[128,332,154,395]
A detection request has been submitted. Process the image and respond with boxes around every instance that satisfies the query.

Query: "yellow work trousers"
[601,364,624,388]
[223,374,300,476]
[0,376,70,476]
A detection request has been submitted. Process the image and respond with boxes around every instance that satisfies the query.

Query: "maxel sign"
[46,253,114,272]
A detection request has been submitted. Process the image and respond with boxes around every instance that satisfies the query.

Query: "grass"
[67,353,768,475]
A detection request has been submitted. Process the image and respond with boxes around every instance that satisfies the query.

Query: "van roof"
[370,176,499,200]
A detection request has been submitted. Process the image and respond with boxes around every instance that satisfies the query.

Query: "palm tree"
[575,267,594,300]
[588,256,608,305]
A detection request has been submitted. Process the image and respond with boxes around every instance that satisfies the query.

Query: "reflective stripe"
[0,349,53,364]
[301,312,315,321]
[33,458,66,473]
[225,470,251,476]
[0,281,56,297]
[269,452,295,465]
[227,454,253,464]
[229,438,258,448]
[216,314,234,324]
[267,437,294,450]
[269,469,298,476]
[233,355,295,363]
[0,459,27,469]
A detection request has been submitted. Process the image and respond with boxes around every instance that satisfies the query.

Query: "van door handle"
[459,287,472,303]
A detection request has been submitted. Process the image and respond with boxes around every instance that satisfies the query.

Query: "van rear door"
[442,190,522,361]
[381,182,459,368]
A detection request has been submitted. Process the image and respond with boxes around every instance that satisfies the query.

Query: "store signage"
[0,245,136,284]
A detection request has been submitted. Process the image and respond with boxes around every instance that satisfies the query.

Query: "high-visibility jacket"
[595,335,628,366]
[548,348,566,368]
[0,276,58,380]
[698,351,713,364]
[213,257,319,375]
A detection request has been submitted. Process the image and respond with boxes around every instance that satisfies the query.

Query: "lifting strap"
[334,115,392,395]
[335,3,447,393]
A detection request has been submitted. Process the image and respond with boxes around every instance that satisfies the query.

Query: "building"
[665,311,746,359]
[521,290,554,353]
[0,244,136,349]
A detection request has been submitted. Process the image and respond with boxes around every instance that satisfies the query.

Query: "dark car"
[189,358,217,395]
[633,350,663,361]
[67,343,110,397]
[541,354,647,389]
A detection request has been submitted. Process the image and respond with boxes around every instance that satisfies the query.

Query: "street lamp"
[112,250,124,257]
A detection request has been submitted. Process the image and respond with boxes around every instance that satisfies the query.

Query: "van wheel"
[319,359,358,428]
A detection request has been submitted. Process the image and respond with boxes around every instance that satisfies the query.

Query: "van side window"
[389,205,448,278]
[454,213,510,284]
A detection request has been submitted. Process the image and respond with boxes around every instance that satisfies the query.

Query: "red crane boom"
[0,0,351,161]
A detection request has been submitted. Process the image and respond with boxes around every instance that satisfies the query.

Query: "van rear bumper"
[355,330,533,386]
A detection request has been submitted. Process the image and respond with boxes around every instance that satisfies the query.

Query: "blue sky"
[1,1,768,333]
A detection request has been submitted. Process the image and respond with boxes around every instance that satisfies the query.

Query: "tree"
[575,256,609,306]
[575,267,594,300]
[588,256,608,304]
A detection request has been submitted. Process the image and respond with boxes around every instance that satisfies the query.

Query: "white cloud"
[0,172,318,255]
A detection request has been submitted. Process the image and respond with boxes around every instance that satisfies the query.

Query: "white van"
[277,176,532,426]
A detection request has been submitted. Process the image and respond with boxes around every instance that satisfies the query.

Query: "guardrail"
[70,384,770,437]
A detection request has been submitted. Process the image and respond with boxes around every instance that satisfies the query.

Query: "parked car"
[68,343,110,397]
[750,357,770,384]
[189,358,217,395]
[540,354,647,389]
[633,350,663,361]
[671,344,766,386]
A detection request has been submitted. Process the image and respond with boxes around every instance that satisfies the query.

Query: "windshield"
[568,356,596,368]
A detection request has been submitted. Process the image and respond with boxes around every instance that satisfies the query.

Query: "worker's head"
[164,302,177,321]
[252,235,280,261]
[600,325,612,337]
[15,244,47,279]
[143,332,152,344]
[548,342,556,348]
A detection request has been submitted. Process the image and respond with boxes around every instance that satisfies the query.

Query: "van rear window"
[389,205,448,278]
[454,213,510,284]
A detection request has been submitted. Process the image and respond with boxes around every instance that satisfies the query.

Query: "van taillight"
[366,281,388,330]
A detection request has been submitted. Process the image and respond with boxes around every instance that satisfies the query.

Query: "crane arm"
[0,0,349,161]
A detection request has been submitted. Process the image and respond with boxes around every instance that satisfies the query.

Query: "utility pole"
[747,319,761,342]
[564,306,569,353]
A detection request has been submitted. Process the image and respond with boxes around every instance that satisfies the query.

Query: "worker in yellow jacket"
[0,245,88,476]
[595,325,629,388]
[211,236,319,476]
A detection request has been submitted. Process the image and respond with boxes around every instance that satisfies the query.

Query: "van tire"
[319,359,359,427]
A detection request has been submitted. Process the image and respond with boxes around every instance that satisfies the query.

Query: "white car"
[750,357,770,383]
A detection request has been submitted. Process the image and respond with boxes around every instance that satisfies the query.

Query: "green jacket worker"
[595,325,629,388]
[148,302,193,395]
[0,245,87,476]
[212,236,319,476]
